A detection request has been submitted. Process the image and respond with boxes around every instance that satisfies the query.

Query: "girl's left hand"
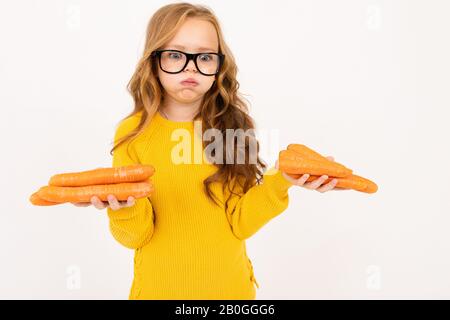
[275,156,346,193]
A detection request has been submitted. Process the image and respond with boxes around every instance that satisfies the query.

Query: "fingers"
[295,175,348,193]
[285,154,347,193]
[80,195,136,210]
[316,178,339,193]
[303,175,329,190]
[91,196,107,210]
[294,173,310,186]
[107,194,135,211]
[126,196,136,207]
[108,194,123,211]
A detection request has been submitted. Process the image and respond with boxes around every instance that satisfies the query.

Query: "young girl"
[74,2,339,300]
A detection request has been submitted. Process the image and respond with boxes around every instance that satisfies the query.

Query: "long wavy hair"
[110,2,267,211]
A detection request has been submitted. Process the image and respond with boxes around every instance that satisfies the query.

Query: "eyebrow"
[165,44,217,52]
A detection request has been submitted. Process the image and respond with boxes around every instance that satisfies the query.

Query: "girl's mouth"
[181,78,199,86]
[181,81,199,86]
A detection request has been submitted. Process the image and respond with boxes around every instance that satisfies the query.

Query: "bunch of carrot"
[279,144,378,193]
[29,164,155,206]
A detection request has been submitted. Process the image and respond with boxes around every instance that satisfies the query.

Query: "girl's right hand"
[71,195,136,211]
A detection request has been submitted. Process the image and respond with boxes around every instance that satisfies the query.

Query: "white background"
[1,0,449,299]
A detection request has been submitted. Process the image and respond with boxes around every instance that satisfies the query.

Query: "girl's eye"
[199,54,212,62]
[168,53,182,59]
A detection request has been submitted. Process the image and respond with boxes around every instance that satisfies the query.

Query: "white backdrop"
[1,0,449,299]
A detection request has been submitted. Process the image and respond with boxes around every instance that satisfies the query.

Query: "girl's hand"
[275,156,348,193]
[71,195,136,210]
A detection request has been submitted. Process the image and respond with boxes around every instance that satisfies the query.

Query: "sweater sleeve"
[106,117,155,249]
[224,167,294,240]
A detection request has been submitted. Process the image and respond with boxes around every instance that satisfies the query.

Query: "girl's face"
[157,18,219,104]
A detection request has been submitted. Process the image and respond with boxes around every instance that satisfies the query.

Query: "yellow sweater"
[107,111,293,300]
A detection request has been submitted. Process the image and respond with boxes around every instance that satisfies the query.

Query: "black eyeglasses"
[151,49,225,76]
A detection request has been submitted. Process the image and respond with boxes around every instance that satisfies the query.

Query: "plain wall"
[1,0,449,299]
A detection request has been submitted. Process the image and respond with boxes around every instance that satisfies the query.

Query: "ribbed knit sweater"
[107,110,293,300]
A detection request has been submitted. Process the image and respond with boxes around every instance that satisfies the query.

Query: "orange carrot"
[287,173,378,193]
[29,192,59,206]
[287,143,330,162]
[349,174,378,193]
[49,164,155,187]
[284,144,377,193]
[287,144,351,170]
[279,149,353,177]
[37,181,153,203]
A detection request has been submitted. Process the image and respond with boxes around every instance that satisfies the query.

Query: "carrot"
[29,192,59,206]
[287,173,378,193]
[349,174,378,193]
[49,164,155,187]
[37,181,153,203]
[287,143,330,162]
[279,149,353,177]
[284,144,377,193]
[287,144,351,170]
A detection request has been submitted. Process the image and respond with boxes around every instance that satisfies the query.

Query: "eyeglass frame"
[150,49,225,76]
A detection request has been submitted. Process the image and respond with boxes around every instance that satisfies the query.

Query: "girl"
[74,2,339,300]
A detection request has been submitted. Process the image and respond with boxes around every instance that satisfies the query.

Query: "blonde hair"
[110,2,267,209]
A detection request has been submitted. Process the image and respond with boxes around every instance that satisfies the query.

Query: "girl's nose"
[184,59,198,73]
